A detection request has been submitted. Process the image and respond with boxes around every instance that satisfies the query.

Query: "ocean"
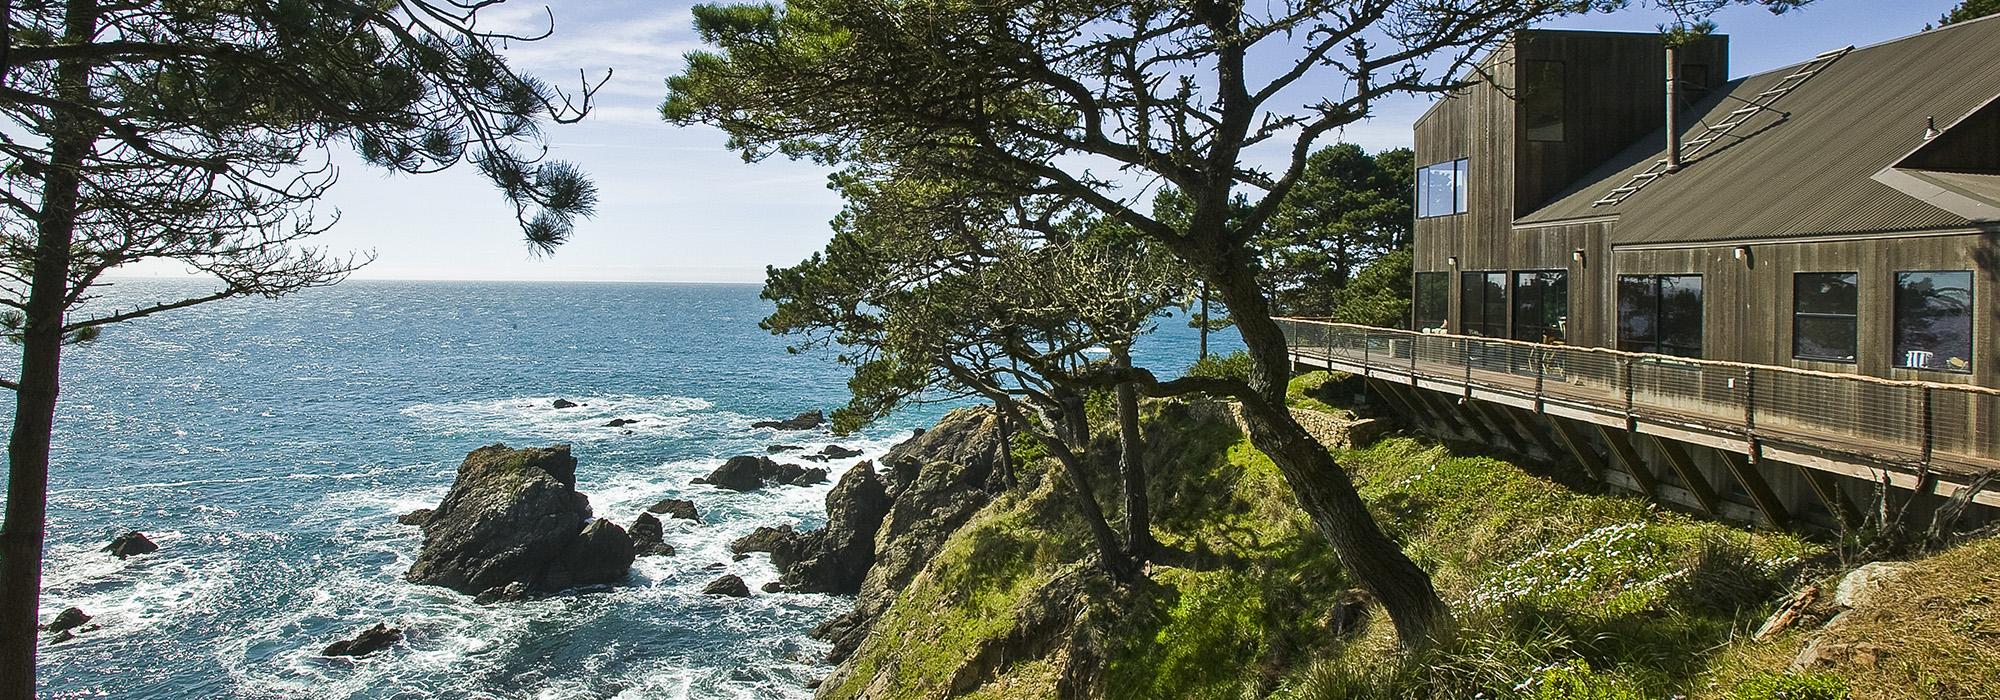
[27,279,1240,699]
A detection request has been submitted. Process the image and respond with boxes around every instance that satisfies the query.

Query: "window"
[1894,270,1974,372]
[1523,60,1565,142]
[1793,272,1858,362]
[1512,270,1568,343]
[1417,159,1469,218]
[1414,272,1449,331]
[1618,274,1704,358]
[1460,271,1507,337]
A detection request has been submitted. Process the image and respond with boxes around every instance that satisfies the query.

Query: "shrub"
[1186,350,1253,383]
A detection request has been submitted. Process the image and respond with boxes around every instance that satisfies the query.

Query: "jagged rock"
[769,462,808,485]
[603,418,638,428]
[732,526,799,556]
[45,630,74,645]
[102,531,158,558]
[813,408,1002,661]
[1833,561,1909,609]
[752,410,825,431]
[404,444,635,594]
[767,444,804,453]
[789,467,829,486]
[629,513,675,557]
[776,461,892,595]
[762,581,784,593]
[321,623,403,657]
[396,509,433,526]
[646,498,701,522]
[819,445,864,459]
[41,607,90,634]
[733,553,750,562]
[473,582,532,605]
[702,575,751,597]
[552,399,578,409]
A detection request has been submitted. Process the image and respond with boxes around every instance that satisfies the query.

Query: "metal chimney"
[1666,45,1683,171]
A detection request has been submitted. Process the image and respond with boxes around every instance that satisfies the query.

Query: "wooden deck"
[1281,320,2000,508]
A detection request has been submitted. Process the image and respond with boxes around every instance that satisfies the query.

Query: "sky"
[114,0,1970,283]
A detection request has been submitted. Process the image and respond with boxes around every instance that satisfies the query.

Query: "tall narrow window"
[1618,274,1703,358]
[1460,271,1507,337]
[1417,159,1469,218]
[1414,272,1449,331]
[1894,270,1974,372]
[1793,272,1858,362]
[1512,270,1569,343]
[1523,60,1565,142]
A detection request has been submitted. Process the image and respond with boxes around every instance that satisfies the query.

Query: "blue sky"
[116,0,1967,283]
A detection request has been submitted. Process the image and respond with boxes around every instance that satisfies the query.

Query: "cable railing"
[1277,318,1999,474]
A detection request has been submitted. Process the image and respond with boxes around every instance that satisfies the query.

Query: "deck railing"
[1276,318,1998,473]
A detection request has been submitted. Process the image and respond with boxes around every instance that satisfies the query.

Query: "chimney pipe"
[1666,45,1683,171]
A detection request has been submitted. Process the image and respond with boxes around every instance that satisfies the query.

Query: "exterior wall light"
[1571,248,1586,266]
[1447,256,1459,267]
[1733,246,1750,261]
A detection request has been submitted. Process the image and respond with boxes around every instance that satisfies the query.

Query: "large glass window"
[1793,272,1858,362]
[1523,60,1565,142]
[1414,272,1449,331]
[1894,270,1974,372]
[1618,274,1704,358]
[1417,159,1469,218]
[1460,271,1507,337]
[1512,270,1568,343]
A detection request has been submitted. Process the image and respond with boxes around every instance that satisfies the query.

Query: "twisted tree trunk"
[1112,348,1153,557]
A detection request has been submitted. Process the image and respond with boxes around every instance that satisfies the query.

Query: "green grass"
[828,399,1833,699]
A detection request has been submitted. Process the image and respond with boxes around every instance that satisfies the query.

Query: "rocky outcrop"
[397,509,433,526]
[629,513,675,557]
[322,623,402,657]
[702,575,751,597]
[103,531,158,558]
[732,526,798,556]
[697,456,819,491]
[473,582,532,605]
[768,444,804,453]
[647,498,701,522]
[603,418,639,428]
[405,444,635,595]
[753,410,825,431]
[552,399,578,409]
[810,407,1005,662]
[775,462,892,594]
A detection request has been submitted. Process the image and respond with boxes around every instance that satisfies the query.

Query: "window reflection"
[1618,274,1703,358]
[1793,272,1858,362]
[1894,270,1973,372]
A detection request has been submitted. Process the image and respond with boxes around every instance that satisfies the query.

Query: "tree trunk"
[1197,281,1210,361]
[1112,348,1153,558]
[1039,432,1135,578]
[1212,266,1452,648]
[1,2,96,694]
[994,411,1018,490]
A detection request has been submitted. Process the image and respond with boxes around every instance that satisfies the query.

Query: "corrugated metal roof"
[1516,15,2000,245]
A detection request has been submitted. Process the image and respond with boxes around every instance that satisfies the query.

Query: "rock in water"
[776,461,892,594]
[603,418,638,428]
[41,607,90,634]
[396,509,433,526]
[751,410,825,431]
[473,582,532,605]
[790,467,830,486]
[102,531,158,558]
[322,623,403,657]
[646,498,701,522]
[629,513,675,557]
[703,455,778,491]
[404,444,635,594]
[732,526,799,556]
[818,445,864,459]
[552,399,578,409]
[766,444,805,453]
[702,575,751,597]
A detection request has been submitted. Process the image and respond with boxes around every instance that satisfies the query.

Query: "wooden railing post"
[1622,357,1637,431]
[1463,338,1475,400]
[1743,367,1758,463]
[1922,386,1935,468]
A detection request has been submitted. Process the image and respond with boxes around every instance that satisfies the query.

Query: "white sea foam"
[400,394,726,443]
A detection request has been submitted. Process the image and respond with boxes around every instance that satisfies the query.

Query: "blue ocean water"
[27,279,1240,699]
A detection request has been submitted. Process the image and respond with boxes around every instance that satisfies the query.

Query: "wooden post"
[1467,400,1529,454]
[1651,435,1722,517]
[1797,464,1862,528]
[1714,448,1790,529]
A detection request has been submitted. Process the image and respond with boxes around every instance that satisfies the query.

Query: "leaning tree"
[0,1,599,692]
[763,158,1190,575]
[665,0,1810,646]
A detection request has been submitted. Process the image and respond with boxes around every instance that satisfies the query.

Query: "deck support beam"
[1466,400,1528,454]
[1797,464,1862,527]
[1551,418,1609,481]
[1598,426,1660,499]
[1715,448,1791,529]
[1498,405,1569,462]
[1651,435,1723,516]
